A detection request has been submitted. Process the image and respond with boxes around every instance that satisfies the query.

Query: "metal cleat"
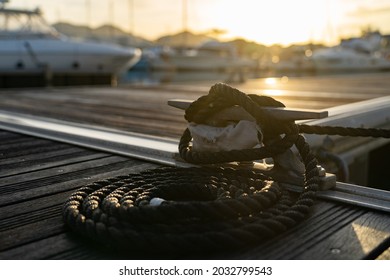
[168,99,328,121]
[169,99,336,190]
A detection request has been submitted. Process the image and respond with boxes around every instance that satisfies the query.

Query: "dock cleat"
[168,83,336,191]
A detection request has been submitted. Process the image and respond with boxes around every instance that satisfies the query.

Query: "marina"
[0,0,390,263]
[0,72,389,259]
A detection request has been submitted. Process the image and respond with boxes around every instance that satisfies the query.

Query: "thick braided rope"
[63,166,316,255]
[62,83,320,255]
[298,124,390,138]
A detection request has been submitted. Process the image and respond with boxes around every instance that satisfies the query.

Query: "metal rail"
[0,107,389,213]
[0,110,184,167]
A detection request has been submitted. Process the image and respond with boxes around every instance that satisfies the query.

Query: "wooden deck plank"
[0,232,119,260]
[377,247,390,260]
[0,233,86,260]
[0,215,64,252]
[295,211,390,260]
[0,130,160,259]
[0,203,61,232]
[1,141,75,160]
[0,150,108,177]
[0,158,156,207]
[1,73,389,138]
[0,129,389,260]
[0,147,84,165]
[236,203,367,259]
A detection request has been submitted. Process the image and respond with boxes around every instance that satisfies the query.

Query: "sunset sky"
[8,0,390,46]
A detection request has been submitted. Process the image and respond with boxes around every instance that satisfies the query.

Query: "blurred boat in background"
[311,31,390,72]
[162,41,257,72]
[0,1,141,87]
[139,41,255,71]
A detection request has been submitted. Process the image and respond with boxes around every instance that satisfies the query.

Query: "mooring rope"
[298,124,390,138]
[62,83,389,256]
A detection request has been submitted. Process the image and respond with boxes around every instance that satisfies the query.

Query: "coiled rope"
[63,83,389,256]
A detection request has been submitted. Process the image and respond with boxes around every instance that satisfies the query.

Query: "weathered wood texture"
[0,73,389,138]
[0,131,389,260]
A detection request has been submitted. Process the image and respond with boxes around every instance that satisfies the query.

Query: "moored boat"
[0,1,141,87]
[311,32,390,72]
[167,41,257,72]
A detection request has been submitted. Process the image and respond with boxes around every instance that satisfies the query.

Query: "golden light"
[271,56,280,64]
[305,49,313,57]
[281,76,289,83]
[351,222,388,254]
[265,77,277,86]
[263,89,284,96]
[198,0,332,46]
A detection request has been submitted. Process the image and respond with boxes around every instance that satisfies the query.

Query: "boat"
[311,31,390,72]
[0,1,141,87]
[149,41,257,74]
[132,46,175,72]
[267,45,315,73]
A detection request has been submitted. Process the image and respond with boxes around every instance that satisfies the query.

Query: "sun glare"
[198,0,331,45]
[265,78,277,85]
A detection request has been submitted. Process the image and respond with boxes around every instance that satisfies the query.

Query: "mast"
[108,0,114,39]
[182,0,187,32]
[85,0,91,37]
[182,0,188,47]
[129,0,134,35]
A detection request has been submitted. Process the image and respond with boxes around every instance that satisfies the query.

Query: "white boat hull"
[311,47,390,72]
[0,38,141,74]
[0,5,141,86]
[0,38,141,86]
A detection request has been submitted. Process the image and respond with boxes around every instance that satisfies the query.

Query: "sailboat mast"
[85,0,91,37]
[109,0,114,39]
[129,0,134,35]
[182,0,188,47]
[182,0,187,32]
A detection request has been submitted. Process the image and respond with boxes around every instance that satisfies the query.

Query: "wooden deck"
[0,72,390,138]
[0,73,389,259]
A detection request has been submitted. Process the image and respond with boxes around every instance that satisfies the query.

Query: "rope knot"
[180,83,300,165]
[185,83,284,127]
